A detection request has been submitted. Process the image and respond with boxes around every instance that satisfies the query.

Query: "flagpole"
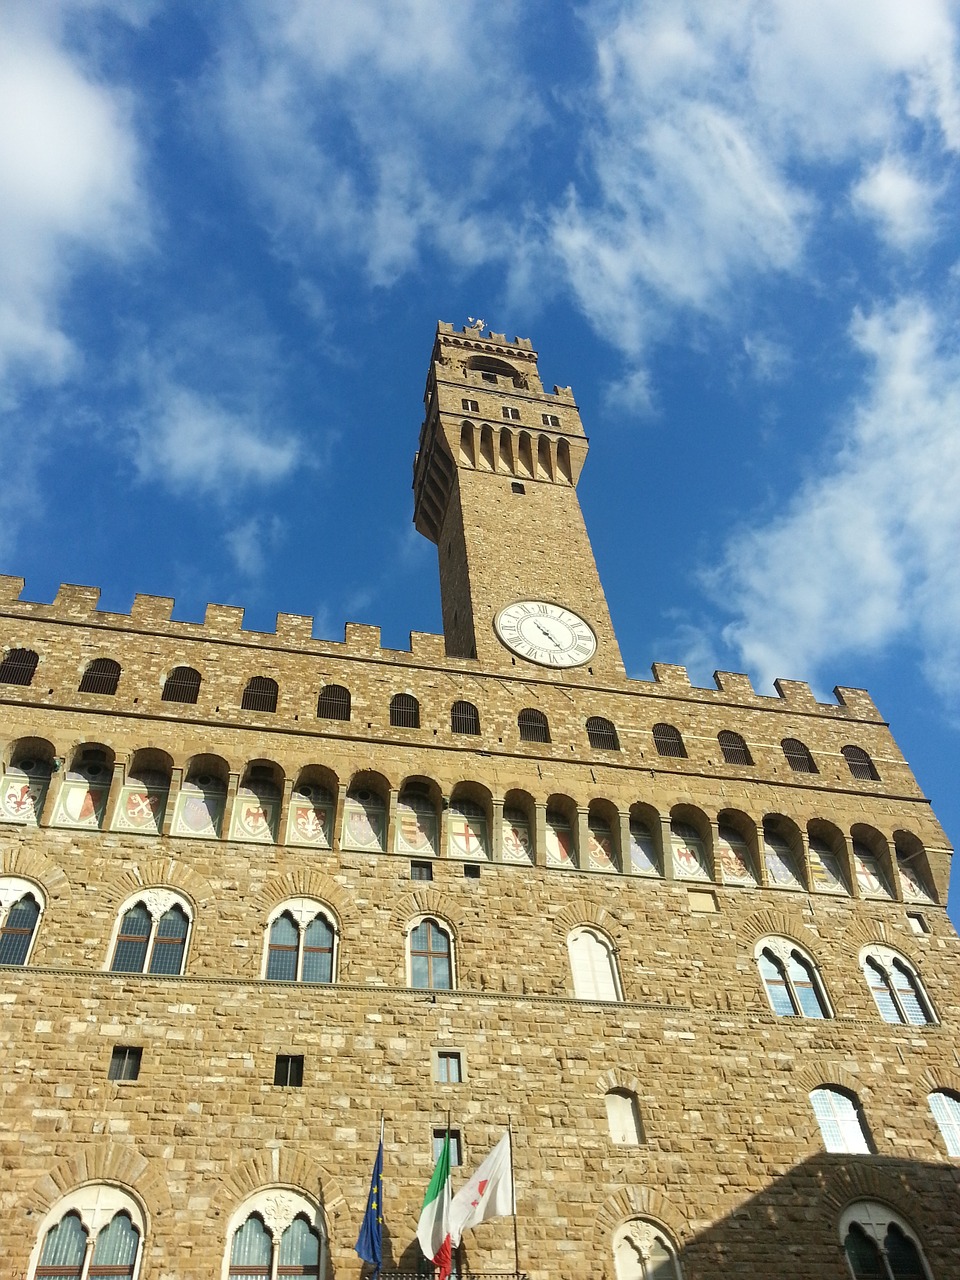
[378,1110,384,1279]
[508,1117,520,1278]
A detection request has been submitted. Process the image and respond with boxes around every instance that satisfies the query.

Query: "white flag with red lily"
[449,1132,514,1247]
[417,1130,453,1279]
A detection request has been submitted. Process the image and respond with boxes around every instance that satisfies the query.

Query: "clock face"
[494,601,597,667]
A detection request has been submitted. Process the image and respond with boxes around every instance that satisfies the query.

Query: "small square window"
[436,1051,463,1083]
[433,1127,462,1166]
[688,888,718,914]
[274,1054,304,1087]
[463,864,480,880]
[108,1045,142,1082]
[461,398,479,412]
[542,413,560,427]
[907,911,929,934]
[511,482,525,495]
[411,860,434,881]
[481,372,497,383]
[501,406,520,420]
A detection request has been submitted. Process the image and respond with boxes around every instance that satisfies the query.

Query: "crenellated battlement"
[0,573,881,719]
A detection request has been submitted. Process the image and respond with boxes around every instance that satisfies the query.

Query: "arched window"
[862,948,935,1025]
[113,752,172,837]
[807,834,848,894]
[586,716,620,751]
[390,692,420,728]
[587,811,618,872]
[545,807,576,868]
[629,817,661,877]
[929,1090,960,1157]
[0,878,44,965]
[225,1190,324,1280]
[447,797,489,860]
[0,743,54,825]
[0,647,38,686]
[718,729,752,765]
[241,676,278,713]
[755,939,829,1018]
[843,744,880,781]
[810,1086,871,1153]
[653,723,686,758]
[29,1185,145,1280]
[852,839,893,898]
[716,824,758,885]
[395,784,439,856]
[408,918,453,990]
[501,803,534,865]
[170,758,228,839]
[229,762,282,844]
[669,820,709,881]
[762,825,804,889]
[110,893,191,976]
[518,707,550,743]
[451,700,480,735]
[840,1202,932,1280]
[613,1218,683,1279]
[161,665,201,704]
[781,737,817,773]
[286,776,334,848]
[605,1089,643,1145]
[317,683,351,721]
[78,657,121,695]
[341,785,387,852]
[265,900,336,983]
[567,926,621,1001]
[895,839,934,904]
[50,746,113,831]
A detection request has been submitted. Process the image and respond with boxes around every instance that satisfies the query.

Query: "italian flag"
[417,1130,453,1279]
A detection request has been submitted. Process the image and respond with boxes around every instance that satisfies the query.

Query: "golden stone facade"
[0,323,957,1279]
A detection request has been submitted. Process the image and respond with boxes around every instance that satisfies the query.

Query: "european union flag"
[355,1133,384,1275]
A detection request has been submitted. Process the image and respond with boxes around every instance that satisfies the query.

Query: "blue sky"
[3,1,960,917]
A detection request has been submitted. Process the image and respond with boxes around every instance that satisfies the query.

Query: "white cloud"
[130,381,300,495]
[206,0,540,289]
[713,297,960,700]
[742,333,791,383]
[224,515,286,578]
[551,0,960,361]
[852,159,939,250]
[0,3,146,400]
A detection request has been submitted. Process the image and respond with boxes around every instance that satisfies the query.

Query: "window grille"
[501,406,520,420]
[542,413,560,427]
[410,861,433,881]
[390,692,420,728]
[782,737,817,773]
[653,723,686,758]
[433,1128,462,1165]
[451,700,480,735]
[317,683,350,720]
[241,675,278,713]
[161,666,201,704]
[518,707,550,743]
[461,398,479,412]
[718,729,753,765]
[586,716,619,751]
[78,657,121,696]
[0,647,38,686]
[108,1046,142,1081]
[274,1054,304,1087]
[842,744,880,781]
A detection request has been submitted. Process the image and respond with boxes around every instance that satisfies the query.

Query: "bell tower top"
[413,322,624,679]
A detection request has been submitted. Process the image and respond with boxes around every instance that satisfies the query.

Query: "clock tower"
[413,322,625,678]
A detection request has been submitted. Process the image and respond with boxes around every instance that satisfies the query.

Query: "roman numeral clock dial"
[494,601,597,668]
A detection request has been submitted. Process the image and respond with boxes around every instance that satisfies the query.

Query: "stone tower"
[0,323,958,1280]
[414,322,624,677]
